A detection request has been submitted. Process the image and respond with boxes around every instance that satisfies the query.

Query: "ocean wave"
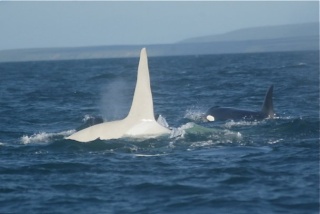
[189,140,214,149]
[134,153,168,157]
[20,130,75,145]
[223,130,242,139]
[267,139,284,144]
[170,122,195,138]
[170,122,243,149]
[224,120,263,128]
[278,62,308,69]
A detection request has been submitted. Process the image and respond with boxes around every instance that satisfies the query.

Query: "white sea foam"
[168,141,175,149]
[157,114,169,128]
[297,62,307,66]
[188,131,243,149]
[190,140,214,148]
[223,130,242,138]
[170,122,195,138]
[134,154,167,157]
[222,130,243,144]
[184,108,205,122]
[224,120,262,129]
[21,130,75,145]
[83,114,94,122]
[268,139,284,144]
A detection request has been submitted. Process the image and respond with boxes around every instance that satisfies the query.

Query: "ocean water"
[0,50,319,213]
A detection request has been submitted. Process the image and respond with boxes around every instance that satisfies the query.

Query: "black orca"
[205,85,274,121]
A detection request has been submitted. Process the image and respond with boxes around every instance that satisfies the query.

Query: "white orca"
[67,48,170,142]
[205,85,275,121]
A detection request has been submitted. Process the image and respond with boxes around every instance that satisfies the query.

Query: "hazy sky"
[0,1,318,50]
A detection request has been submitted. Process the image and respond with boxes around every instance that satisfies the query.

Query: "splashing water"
[21,130,75,145]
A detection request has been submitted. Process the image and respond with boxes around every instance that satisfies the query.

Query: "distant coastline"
[0,22,318,62]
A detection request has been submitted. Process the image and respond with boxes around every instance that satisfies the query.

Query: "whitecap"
[297,62,307,66]
[134,154,167,157]
[267,139,284,144]
[190,140,214,148]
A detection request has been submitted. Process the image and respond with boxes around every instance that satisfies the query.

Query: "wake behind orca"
[205,85,274,121]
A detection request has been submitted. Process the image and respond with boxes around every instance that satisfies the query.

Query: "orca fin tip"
[141,47,147,54]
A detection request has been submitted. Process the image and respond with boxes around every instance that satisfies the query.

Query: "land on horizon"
[0,22,318,62]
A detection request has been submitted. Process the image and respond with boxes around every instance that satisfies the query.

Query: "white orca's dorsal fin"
[126,48,155,121]
[66,48,170,142]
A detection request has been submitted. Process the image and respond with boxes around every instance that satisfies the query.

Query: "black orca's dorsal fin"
[261,85,274,118]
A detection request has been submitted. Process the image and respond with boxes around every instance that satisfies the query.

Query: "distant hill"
[178,22,319,43]
[0,22,318,62]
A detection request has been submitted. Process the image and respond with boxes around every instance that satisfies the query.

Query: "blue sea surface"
[0,51,319,213]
